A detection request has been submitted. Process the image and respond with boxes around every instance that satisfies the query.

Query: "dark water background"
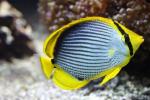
[8,0,39,29]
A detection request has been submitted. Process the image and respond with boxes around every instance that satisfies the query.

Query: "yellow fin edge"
[99,67,122,86]
[40,56,54,79]
[52,65,90,90]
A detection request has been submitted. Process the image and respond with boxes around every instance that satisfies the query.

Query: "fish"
[40,17,144,90]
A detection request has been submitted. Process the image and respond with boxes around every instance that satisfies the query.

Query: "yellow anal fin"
[52,67,90,90]
[99,67,122,86]
[40,56,54,79]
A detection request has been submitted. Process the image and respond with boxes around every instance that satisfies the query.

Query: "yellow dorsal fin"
[52,65,90,90]
[99,67,122,86]
[40,56,54,79]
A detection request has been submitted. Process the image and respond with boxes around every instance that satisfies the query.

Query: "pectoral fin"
[52,67,89,90]
[99,67,122,86]
[40,56,54,79]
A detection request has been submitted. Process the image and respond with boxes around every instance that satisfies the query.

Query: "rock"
[0,1,35,61]
[38,0,109,32]
[131,89,150,100]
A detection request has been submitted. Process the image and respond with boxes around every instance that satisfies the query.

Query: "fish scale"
[54,21,127,80]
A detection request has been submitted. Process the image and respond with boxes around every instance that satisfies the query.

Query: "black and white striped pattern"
[54,21,127,80]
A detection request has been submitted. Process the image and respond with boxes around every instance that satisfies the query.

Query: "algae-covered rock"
[39,0,108,32]
[39,0,150,77]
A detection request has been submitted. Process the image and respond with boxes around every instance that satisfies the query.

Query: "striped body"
[54,21,128,80]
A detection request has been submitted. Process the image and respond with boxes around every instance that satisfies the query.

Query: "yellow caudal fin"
[52,67,90,90]
[99,67,122,86]
[40,56,54,79]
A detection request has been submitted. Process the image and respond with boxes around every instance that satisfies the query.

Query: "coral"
[38,0,108,32]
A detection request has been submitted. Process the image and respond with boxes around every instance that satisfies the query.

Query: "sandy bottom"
[0,38,150,100]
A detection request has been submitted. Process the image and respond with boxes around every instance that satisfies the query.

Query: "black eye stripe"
[113,21,133,56]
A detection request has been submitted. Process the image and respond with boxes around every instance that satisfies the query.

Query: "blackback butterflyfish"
[40,17,144,90]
